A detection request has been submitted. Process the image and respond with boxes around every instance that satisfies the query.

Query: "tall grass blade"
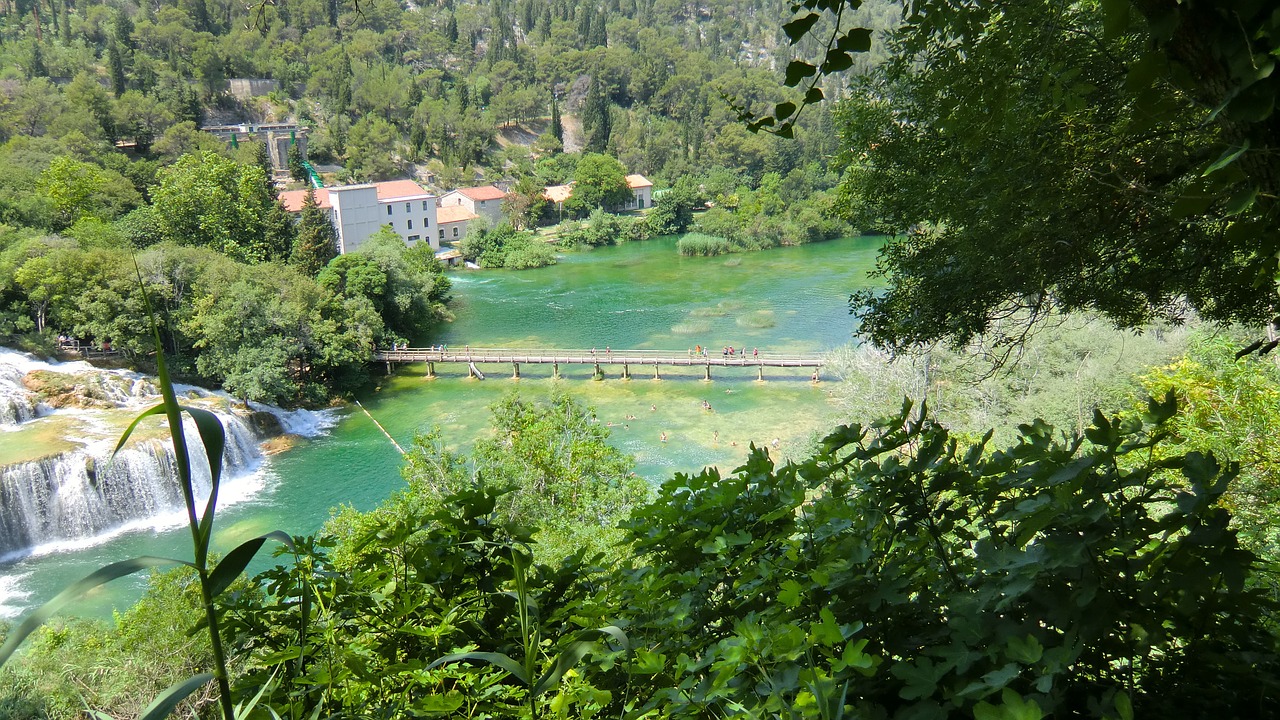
[232,667,278,720]
[138,673,215,720]
[208,531,295,598]
[429,651,531,685]
[181,404,226,554]
[112,404,166,456]
[0,556,192,667]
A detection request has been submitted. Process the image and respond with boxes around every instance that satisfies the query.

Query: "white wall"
[380,196,440,250]
[330,186,382,253]
[331,186,440,252]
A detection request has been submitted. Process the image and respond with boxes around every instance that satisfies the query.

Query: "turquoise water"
[0,236,883,617]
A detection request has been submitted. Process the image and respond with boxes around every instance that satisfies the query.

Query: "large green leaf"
[139,673,215,720]
[532,640,595,696]
[207,531,295,598]
[0,556,191,667]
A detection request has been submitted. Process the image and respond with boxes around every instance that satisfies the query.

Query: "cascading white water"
[0,348,330,565]
[0,411,267,560]
[0,362,42,426]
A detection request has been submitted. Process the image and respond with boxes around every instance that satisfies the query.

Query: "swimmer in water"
[660,431,667,442]
[650,404,657,411]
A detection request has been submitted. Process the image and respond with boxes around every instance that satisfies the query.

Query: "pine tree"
[288,143,308,183]
[445,14,458,43]
[292,189,338,277]
[263,201,297,263]
[113,10,135,51]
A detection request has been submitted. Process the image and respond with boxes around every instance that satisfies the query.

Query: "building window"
[439,229,445,239]
[452,226,459,237]
[407,235,420,242]
[407,219,413,229]
[424,216,430,227]
[422,200,429,211]
[480,200,486,207]
[386,205,393,216]
[405,202,411,212]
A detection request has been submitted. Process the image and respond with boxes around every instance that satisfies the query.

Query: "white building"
[439,185,507,226]
[622,174,653,210]
[539,174,654,214]
[437,204,480,244]
[280,180,439,253]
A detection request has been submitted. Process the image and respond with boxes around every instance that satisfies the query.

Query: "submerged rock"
[260,434,304,455]
[242,410,285,438]
[22,370,119,409]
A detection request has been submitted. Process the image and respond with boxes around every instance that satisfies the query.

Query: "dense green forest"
[3,0,1280,717]
[0,0,895,399]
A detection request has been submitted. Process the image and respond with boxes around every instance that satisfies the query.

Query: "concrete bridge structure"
[373,347,825,381]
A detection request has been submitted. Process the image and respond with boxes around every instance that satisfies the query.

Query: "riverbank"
[0,236,883,619]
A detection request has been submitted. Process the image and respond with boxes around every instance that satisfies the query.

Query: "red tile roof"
[437,205,479,224]
[374,179,430,200]
[625,174,653,189]
[456,185,506,201]
[279,188,331,213]
[280,181,432,212]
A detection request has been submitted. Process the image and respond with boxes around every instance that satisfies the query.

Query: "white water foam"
[0,571,32,620]
[0,347,337,566]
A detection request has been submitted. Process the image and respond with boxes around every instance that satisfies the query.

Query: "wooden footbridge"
[373,346,826,381]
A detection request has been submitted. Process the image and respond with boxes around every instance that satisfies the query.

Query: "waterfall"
[0,347,334,563]
[0,411,269,560]
[0,362,42,426]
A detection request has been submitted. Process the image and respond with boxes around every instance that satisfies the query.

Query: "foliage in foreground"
[3,390,1279,718]
[216,397,1280,718]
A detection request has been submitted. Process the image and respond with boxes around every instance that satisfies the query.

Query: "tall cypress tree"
[583,78,611,153]
[29,41,46,78]
[292,189,338,277]
[107,41,127,96]
[550,92,564,144]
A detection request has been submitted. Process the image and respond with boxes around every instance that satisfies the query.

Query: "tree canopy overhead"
[774,0,1279,353]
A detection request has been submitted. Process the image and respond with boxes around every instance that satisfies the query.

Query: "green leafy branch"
[728,0,873,138]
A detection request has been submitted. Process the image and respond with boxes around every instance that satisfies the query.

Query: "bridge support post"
[622,364,630,380]
[593,363,603,380]
[811,369,820,383]
[758,364,764,381]
[426,362,435,379]
[512,362,520,379]
[653,364,660,380]
[553,363,560,379]
[704,364,711,381]
[468,363,477,379]
[386,361,392,375]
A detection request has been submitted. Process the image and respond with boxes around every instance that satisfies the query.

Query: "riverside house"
[279,180,439,253]
[439,185,507,226]
[540,174,653,215]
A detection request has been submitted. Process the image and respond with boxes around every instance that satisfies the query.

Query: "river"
[0,235,883,618]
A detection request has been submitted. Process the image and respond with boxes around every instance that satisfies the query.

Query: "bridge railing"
[374,346,825,365]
